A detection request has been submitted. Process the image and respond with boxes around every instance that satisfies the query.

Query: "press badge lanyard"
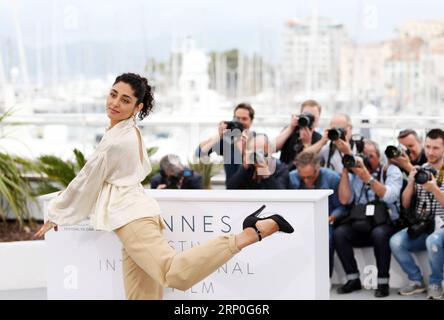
[356,166,385,217]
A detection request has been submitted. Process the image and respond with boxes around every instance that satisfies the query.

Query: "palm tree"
[32,148,87,195]
[0,109,37,227]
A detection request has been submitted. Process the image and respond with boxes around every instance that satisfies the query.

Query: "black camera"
[297,112,315,129]
[407,218,434,239]
[385,146,402,159]
[328,128,346,141]
[351,134,365,154]
[414,167,437,185]
[342,154,371,170]
[224,119,244,132]
[385,145,409,159]
[165,175,181,189]
[165,169,193,189]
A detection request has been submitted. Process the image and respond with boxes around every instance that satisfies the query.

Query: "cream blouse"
[47,117,161,231]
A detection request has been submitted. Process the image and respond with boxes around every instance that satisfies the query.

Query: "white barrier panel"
[42,190,331,300]
[0,241,46,290]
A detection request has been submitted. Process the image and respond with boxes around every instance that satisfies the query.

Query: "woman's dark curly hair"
[113,73,154,120]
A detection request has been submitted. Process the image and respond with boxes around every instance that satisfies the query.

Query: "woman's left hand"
[33,221,58,239]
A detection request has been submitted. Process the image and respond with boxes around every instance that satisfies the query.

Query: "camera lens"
[385,146,401,159]
[328,129,340,141]
[297,112,314,128]
[342,154,356,169]
[415,170,431,184]
[298,115,310,128]
[224,120,244,135]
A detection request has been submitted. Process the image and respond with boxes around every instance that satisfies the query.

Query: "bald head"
[330,114,351,127]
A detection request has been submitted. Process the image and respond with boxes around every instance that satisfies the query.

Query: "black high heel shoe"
[242,205,294,241]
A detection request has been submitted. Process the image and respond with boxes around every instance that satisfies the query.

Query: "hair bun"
[113,73,154,120]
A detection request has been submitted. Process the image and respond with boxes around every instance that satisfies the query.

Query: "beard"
[428,156,443,165]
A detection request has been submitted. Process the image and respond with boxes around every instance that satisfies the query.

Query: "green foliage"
[0,111,162,226]
[37,155,76,187]
[0,109,37,227]
[188,157,223,189]
[73,148,87,170]
[147,146,159,158]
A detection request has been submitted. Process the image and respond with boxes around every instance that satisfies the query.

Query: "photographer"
[151,154,203,189]
[304,113,363,174]
[226,134,288,189]
[196,103,256,185]
[276,100,323,168]
[334,140,403,298]
[389,129,444,300]
[288,151,347,278]
[388,129,427,174]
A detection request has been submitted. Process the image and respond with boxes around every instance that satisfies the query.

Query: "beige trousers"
[114,216,240,300]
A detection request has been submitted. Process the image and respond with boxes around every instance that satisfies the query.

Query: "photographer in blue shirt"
[335,140,403,298]
[288,151,347,278]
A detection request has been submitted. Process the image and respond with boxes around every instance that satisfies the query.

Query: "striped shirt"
[415,164,444,231]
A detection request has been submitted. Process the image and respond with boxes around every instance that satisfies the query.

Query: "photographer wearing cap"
[334,140,403,298]
[289,151,347,278]
[151,154,203,190]
[388,129,427,174]
[197,103,256,185]
[276,100,323,168]
[389,129,444,300]
[226,134,289,189]
[304,113,364,174]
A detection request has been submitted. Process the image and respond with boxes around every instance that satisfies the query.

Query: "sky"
[0,0,443,63]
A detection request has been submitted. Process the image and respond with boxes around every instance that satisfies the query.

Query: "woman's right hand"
[33,221,58,239]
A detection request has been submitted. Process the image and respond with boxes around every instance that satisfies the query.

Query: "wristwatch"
[367,176,376,187]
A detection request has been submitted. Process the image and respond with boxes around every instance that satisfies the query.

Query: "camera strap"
[427,193,437,220]
[357,165,384,204]
[326,142,337,170]
[436,163,444,187]
[416,187,438,220]
[357,184,367,203]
